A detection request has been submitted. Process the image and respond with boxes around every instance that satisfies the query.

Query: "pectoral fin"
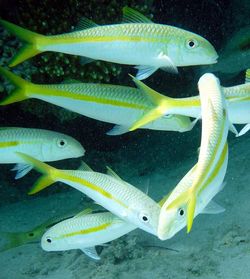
[201,200,225,214]
[159,53,178,74]
[81,247,100,260]
[237,124,250,137]
[106,125,129,136]
[11,163,33,179]
[135,65,158,80]
[229,122,238,135]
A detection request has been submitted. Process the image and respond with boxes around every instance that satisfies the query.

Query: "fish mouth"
[157,226,170,241]
[210,54,219,64]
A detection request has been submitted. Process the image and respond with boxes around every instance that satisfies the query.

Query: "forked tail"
[0,66,31,105]
[0,19,46,66]
[16,152,60,195]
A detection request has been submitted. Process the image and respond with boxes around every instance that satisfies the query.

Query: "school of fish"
[0,7,248,261]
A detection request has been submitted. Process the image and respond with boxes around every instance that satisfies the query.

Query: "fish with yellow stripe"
[128,70,250,136]
[0,7,218,80]
[41,209,136,260]
[0,67,194,135]
[16,152,161,236]
[0,127,84,179]
[0,206,87,252]
[158,73,229,239]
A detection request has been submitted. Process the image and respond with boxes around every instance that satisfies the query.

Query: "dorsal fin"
[122,7,153,23]
[78,161,94,172]
[73,17,99,31]
[106,166,123,181]
[245,69,250,83]
[73,208,93,218]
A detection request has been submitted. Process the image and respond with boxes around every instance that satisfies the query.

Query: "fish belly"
[228,101,250,123]
[46,41,163,66]
[0,144,43,163]
[66,222,136,249]
[32,95,144,125]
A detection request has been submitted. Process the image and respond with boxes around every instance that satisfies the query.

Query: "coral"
[0,0,153,84]
[0,0,154,122]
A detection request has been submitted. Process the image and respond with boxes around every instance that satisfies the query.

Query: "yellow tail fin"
[0,19,45,66]
[16,152,59,195]
[0,67,31,105]
[129,75,173,131]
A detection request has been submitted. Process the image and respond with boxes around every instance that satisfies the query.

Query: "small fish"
[16,153,161,236]
[129,71,250,136]
[0,66,194,135]
[0,7,218,80]
[158,73,229,239]
[41,209,136,260]
[0,208,83,252]
[0,127,84,179]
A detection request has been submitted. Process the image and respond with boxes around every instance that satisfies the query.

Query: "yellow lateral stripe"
[34,86,146,110]
[43,35,168,46]
[0,141,19,148]
[192,110,226,193]
[173,97,201,108]
[227,96,250,102]
[198,142,228,195]
[61,172,129,209]
[59,222,112,238]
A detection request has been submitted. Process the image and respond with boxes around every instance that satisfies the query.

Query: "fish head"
[47,133,85,161]
[41,226,68,251]
[128,202,160,236]
[158,200,188,240]
[170,32,218,66]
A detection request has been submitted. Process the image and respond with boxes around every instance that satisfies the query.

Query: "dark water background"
[0,0,249,205]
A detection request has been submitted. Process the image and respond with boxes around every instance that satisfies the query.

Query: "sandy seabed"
[0,130,250,279]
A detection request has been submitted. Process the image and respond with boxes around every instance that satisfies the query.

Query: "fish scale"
[60,170,158,212]
[17,152,161,236]
[0,7,218,79]
[39,83,150,107]
[0,127,84,164]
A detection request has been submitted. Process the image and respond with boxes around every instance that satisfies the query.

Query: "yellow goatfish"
[158,73,229,239]
[0,7,218,80]
[0,67,194,135]
[16,153,161,236]
[0,207,84,252]
[129,70,250,136]
[41,209,136,260]
[0,127,84,179]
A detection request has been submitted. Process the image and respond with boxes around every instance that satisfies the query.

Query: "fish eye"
[57,138,67,148]
[139,212,149,223]
[29,232,34,237]
[46,237,52,243]
[163,114,172,119]
[178,208,185,216]
[186,39,198,49]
